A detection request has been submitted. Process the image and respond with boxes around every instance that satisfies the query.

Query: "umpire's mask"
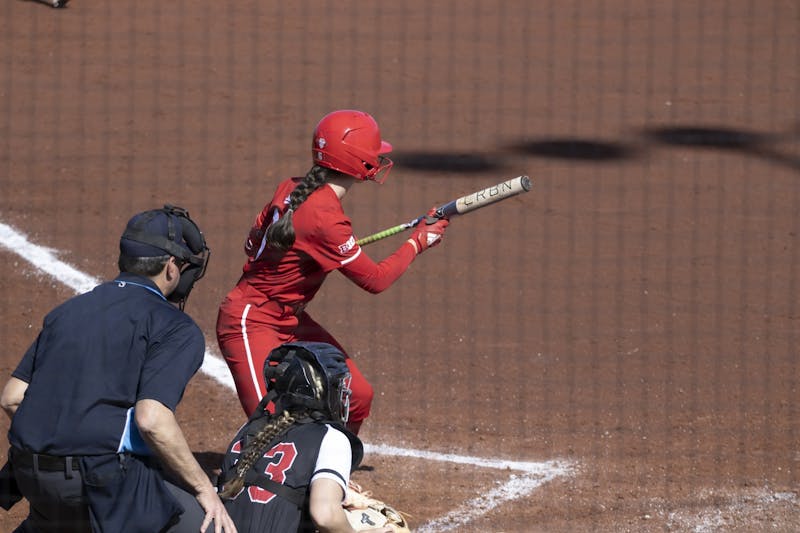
[120,204,210,309]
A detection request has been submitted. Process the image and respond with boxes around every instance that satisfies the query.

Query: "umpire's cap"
[120,207,195,259]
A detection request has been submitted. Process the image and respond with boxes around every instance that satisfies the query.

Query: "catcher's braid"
[219,410,303,499]
[265,166,330,251]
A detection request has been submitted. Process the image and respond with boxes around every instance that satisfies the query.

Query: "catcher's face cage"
[337,374,352,423]
[264,342,352,423]
[122,204,210,310]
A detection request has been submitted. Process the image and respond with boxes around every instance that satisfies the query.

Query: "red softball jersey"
[217,177,418,422]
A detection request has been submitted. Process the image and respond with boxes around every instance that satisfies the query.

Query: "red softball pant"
[215,288,373,429]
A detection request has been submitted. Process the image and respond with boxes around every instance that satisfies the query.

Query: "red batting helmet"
[312,110,393,183]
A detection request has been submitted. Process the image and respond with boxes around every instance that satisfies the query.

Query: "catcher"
[217,342,407,532]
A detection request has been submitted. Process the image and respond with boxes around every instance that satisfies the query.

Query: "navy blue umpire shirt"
[8,272,205,456]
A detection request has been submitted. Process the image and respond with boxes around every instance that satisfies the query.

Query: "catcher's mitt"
[344,481,411,532]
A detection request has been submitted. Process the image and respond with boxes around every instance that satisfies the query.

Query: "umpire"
[0,206,236,533]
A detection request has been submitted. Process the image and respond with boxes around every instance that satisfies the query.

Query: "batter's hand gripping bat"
[356,175,532,246]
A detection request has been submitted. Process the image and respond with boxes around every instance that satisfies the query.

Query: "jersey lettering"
[247,442,299,504]
[338,235,356,255]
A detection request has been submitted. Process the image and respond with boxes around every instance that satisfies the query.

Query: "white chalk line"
[416,471,570,533]
[0,219,574,531]
[0,222,101,295]
[364,443,574,532]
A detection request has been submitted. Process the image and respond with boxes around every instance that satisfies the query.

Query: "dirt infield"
[2,1,799,531]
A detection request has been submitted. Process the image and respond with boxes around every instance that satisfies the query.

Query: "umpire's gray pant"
[11,453,90,533]
[11,451,212,533]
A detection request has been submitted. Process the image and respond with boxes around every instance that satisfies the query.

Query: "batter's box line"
[364,443,574,532]
[1,219,576,533]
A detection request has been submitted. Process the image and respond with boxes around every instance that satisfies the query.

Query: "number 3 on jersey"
[231,440,299,504]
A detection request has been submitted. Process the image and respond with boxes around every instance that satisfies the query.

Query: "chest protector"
[219,414,362,533]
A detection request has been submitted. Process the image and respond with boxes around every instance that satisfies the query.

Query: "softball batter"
[216,109,449,433]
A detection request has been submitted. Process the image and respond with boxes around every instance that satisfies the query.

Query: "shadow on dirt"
[393,125,798,174]
[506,138,638,162]
[641,125,800,171]
[642,125,768,150]
[390,151,505,173]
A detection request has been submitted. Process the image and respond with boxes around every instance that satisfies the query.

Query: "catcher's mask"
[264,342,352,423]
[311,109,393,183]
[119,204,210,309]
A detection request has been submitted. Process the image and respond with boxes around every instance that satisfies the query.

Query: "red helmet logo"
[312,110,393,183]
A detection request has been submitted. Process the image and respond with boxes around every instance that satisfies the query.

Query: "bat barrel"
[453,175,531,216]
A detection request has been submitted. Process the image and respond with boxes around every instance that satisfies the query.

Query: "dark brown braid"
[219,409,309,499]
[265,166,331,251]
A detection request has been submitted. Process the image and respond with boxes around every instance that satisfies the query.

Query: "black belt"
[11,449,80,472]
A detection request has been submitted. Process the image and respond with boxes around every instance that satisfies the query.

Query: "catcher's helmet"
[264,342,352,423]
[312,109,393,183]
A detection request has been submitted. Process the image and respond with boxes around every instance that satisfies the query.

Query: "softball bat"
[357,175,532,246]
